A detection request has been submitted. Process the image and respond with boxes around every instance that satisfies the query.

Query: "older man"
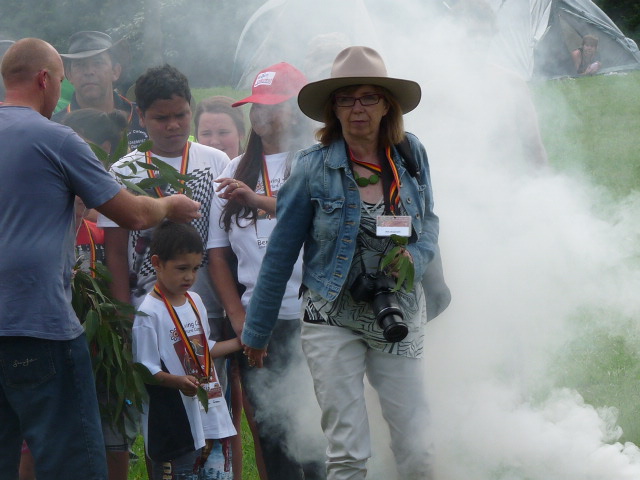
[0,38,200,479]
[52,31,148,150]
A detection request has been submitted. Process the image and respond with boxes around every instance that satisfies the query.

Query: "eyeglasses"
[334,94,384,108]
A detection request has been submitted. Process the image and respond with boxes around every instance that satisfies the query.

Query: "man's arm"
[95,189,200,230]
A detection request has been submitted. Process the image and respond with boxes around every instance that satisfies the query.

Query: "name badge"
[376,215,411,237]
[256,217,276,240]
[200,381,224,410]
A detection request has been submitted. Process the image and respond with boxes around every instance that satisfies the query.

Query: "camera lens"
[380,316,409,343]
[375,307,409,342]
[349,272,410,343]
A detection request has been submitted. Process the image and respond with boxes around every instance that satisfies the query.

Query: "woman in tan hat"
[241,46,438,479]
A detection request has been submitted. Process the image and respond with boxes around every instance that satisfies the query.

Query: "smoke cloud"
[236,1,640,479]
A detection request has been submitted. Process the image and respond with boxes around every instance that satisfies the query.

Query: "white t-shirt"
[207,153,303,319]
[133,291,236,450]
[98,142,229,314]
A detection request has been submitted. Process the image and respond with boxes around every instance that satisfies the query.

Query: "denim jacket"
[242,132,439,349]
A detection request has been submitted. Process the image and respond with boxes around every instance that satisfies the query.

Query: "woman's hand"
[385,247,413,276]
[216,177,259,207]
[215,177,277,215]
[243,345,268,368]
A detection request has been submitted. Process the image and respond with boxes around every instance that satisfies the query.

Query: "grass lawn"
[531,70,640,447]
[531,71,640,198]
[127,410,261,479]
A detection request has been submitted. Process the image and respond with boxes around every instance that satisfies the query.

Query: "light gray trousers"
[301,322,435,480]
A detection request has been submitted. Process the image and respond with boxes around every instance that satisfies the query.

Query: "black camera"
[349,272,409,342]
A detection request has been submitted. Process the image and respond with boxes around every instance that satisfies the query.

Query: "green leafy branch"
[89,126,129,171]
[119,140,194,198]
[379,234,415,292]
[72,261,148,434]
[91,138,195,198]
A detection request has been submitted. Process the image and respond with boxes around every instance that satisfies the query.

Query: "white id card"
[256,217,276,239]
[376,215,411,237]
[200,381,224,410]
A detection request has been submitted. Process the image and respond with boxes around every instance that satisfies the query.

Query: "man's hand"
[164,194,201,223]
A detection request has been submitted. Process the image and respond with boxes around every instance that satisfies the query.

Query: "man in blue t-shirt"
[0,38,201,479]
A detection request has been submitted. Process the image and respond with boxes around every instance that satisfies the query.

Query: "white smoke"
[236,1,640,478]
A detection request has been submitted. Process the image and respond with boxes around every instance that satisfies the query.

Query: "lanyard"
[145,142,191,197]
[153,284,211,381]
[80,219,97,277]
[385,146,401,214]
[260,154,273,197]
[349,146,402,214]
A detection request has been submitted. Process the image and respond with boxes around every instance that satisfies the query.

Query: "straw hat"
[297,46,421,122]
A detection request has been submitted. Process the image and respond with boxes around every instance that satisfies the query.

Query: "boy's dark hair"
[150,221,203,261]
[62,108,128,155]
[134,64,191,113]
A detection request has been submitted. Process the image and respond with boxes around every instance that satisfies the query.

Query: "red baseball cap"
[232,62,308,107]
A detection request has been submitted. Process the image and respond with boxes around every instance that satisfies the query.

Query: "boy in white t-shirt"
[133,221,239,480]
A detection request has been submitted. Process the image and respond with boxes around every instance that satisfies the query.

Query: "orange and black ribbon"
[349,147,401,214]
[260,154,273,198]
[385,146,401,214]
[80,219,97,277]
[153,284,211,381]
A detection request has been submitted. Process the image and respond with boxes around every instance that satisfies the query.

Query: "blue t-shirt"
[0,106,121,340]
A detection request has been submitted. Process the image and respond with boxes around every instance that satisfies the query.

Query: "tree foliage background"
[0,0,265,88]
[0,0,638,89]
[594,0,640,40]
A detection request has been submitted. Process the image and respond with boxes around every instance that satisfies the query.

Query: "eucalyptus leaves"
[72,260,147,433]
[380,234,415,292]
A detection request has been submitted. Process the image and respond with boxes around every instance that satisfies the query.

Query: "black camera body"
[349,272,409,343]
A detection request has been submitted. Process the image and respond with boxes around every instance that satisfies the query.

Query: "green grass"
[531,70,640,198]
[127,410,261,479]
[532,71,640,446]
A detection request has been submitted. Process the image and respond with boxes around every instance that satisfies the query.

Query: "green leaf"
[112,131,129,167]
[380,245,402,271]
[405,263,415,292]
[197,386,209,413]
[394,265,407,292]
[390,234,408,246]
[136,139,154,152]
[83,310,100,342]
[89,142,109,165]
[133,161,159,171]
[120,179,150,196]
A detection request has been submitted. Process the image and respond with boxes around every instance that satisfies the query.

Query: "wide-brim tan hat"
[298,46,421,122]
